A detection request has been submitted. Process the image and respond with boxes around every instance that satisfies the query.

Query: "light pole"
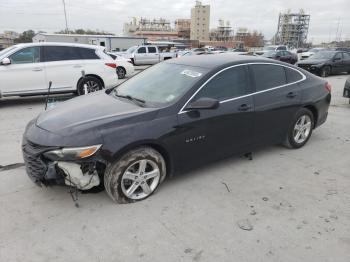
[62,0,69,33]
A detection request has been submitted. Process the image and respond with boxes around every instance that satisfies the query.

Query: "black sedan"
[297,51,350,77]
[262,50,298,64]
[22,54,331,203]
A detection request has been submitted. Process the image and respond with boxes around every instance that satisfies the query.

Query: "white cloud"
[0,0,349,43]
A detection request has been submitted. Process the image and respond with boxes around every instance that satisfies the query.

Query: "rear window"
[250,64,286,91]
[148,47,157,53]
[43,46,81,62]
[78,48,99,59]
[285,67,303,83]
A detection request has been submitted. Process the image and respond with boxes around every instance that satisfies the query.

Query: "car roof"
[166,53,286,69]
[13,42,104,50]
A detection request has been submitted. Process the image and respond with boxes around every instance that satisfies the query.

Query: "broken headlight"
[43,145,102,161]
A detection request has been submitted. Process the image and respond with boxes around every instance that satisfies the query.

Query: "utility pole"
[62,0,69,33]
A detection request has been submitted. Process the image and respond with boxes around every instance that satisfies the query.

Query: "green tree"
[14,30,36,43]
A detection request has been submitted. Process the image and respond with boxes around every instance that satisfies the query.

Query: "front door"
[174,65,254,170]
[133,47,148,65]
[0,46,47,94]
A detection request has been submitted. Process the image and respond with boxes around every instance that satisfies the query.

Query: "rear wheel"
[104,147,166,203]
[320,66,331,77]
[77,76,103,95]
[116,67,126,79]
[283,108,314,149]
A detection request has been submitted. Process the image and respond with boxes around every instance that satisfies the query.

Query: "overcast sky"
[0,0,349,43]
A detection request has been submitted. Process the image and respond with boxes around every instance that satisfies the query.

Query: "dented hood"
[36,91,155,135]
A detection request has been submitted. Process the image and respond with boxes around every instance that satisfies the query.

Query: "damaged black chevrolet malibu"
[22,54,331,203]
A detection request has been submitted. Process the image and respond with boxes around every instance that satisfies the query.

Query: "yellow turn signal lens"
[77,146,100,159]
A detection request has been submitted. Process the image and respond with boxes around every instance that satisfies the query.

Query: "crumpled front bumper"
[22,138,64,186]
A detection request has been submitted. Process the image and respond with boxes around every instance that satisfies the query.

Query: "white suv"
[0,42,119,97]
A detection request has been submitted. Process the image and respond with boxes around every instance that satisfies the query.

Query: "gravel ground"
[0,73,349,262]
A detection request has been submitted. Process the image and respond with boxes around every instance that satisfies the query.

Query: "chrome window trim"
[178,62,306,114]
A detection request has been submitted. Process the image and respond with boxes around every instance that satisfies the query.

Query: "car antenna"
[44,81,52,110]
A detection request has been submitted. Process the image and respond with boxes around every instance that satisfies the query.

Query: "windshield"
[0,46,17,57]
[308,51,335,60]
[126,46,137,54]
[113,62,208,107]
[263,46,276,51]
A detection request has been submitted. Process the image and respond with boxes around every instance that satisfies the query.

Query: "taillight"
[325,82,332,93]
[105,63,117,69]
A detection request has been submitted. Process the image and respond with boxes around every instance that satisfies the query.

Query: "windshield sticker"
[181,70,202,78]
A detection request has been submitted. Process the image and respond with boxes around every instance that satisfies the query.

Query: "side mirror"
[185,97,219,111]
[1,57,11,65]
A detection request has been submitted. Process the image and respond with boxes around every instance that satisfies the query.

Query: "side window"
[78,48,99,59]
[137,47,146,54]
[250,64,286,91]
[148,47,157,53]
[285,67,303,83]
[342,52,350,59]
[194,66,248,101]
[9,47,40,64]
[276,51,283,56]
[277,46,287,51]
[334,53,342,60]
[43,46,81,62]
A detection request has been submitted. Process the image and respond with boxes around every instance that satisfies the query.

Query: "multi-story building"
[190,1,210,41]
[210,20,234,42]
[0,31,19,49]
[175,19,191,39]
[123,17,179,41]
[275,9,310,48]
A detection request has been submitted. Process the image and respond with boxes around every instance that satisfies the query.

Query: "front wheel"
[77,76,103,95]
[283,108,314,149]
[104,147,166,203]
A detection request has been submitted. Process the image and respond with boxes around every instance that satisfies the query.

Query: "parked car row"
[297,51,350,77]
[0,42,119,98]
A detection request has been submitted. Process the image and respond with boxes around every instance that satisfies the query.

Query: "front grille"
[22,140,51,185]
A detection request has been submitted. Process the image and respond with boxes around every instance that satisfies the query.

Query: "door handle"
[32,68,43,72]
[73,65,82,68]
[238,104,252,111]
[286,92,297,98]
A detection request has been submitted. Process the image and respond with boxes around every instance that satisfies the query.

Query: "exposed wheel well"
[303,105,318,128]
[77,74,105,90]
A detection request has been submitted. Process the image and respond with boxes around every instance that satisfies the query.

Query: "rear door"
[332,52,343,73]
[250,63,303,146]
[175,65,254,168]
[147,46,160,64]
[43,46,84,91]
[0,46,47,93]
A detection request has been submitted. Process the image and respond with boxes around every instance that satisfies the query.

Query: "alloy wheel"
[117,67,126,79]
[293,115,312,144]
[83,80,100,94]
[121,159,160,200]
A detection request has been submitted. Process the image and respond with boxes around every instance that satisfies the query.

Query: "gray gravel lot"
[0,73,349,262]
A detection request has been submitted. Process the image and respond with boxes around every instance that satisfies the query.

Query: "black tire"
[116,67,126,79]
[104,147,166,204]
[320,66,331,77]
[283,108,314,149]
[77,76,103,95]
